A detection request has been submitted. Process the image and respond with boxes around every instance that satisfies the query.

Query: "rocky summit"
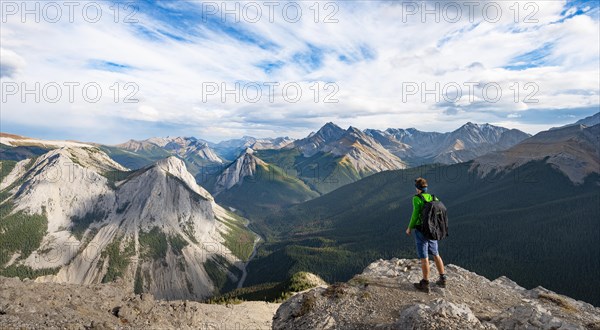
[273,258,600,330]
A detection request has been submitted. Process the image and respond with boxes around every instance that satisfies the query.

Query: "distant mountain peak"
[346,126,363,135]
[317,122,345,137]
[460,122,484,130]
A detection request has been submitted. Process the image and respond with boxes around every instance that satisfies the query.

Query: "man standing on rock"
[405,177,447,293]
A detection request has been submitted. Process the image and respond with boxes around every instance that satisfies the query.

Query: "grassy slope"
[207,271,323,303]
[0,160,17,183]
[244,160,600,306]
[0,158,37,203]
[256,149,361,195]
[203,148,372,222]
[0,202,48,266]
[217,212,256,262]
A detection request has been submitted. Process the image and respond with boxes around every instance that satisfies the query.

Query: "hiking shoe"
[436,277,447,287]
[414,279,430,293]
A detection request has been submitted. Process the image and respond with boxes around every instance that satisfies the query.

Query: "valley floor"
[0,276,279,329]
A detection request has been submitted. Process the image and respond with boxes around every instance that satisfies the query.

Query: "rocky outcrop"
[0,276,279,329]
[273,258,600,330]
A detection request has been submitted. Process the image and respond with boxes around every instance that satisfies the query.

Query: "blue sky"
[1,0,599,144]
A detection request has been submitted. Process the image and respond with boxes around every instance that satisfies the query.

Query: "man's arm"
[407,196,421,230]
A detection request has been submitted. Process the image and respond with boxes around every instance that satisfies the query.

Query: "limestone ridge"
[0,147,254,301]
[273,258,600,329]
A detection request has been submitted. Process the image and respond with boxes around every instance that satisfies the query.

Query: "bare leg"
[420,258,430,281]
[433,255,445,276]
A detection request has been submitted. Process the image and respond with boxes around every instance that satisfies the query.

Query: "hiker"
[405,177,447,293]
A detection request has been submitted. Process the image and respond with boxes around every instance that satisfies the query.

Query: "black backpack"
[417,194,449,240]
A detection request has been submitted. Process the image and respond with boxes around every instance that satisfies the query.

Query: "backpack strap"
[416,193,439,203]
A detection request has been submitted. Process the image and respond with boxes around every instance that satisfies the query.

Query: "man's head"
[415,177,428,193]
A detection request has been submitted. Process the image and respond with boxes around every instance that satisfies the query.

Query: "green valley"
[242,160,600,306]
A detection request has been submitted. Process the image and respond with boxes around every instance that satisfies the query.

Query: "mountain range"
[202,121,530,212]
[365,122,531,165]
[33,120,525,213]
[1,115,599,307]
[1,121,532,204]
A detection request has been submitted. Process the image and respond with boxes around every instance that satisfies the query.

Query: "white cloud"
[0,0,598,143]
[0,48,26,78]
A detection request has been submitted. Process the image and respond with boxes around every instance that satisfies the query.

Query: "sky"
[0,0,599,144]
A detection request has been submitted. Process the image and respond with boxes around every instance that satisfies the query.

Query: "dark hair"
[415,177,428,190]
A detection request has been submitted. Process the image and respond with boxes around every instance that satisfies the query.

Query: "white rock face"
[1,147,254,301]
[214,148,267,193]
[8,148,123,232]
